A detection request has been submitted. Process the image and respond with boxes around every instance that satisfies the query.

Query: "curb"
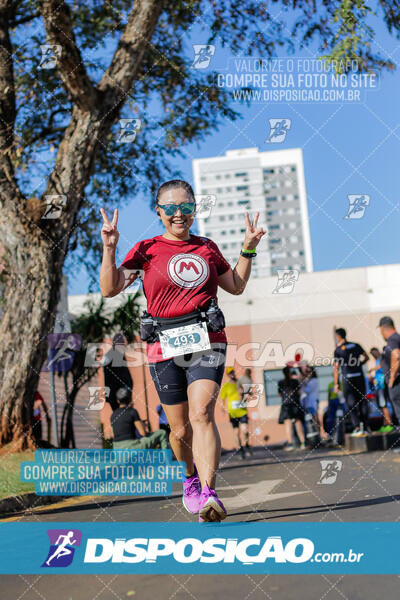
[0,493,68,517]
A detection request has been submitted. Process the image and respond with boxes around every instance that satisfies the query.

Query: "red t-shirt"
[121,234,231,362]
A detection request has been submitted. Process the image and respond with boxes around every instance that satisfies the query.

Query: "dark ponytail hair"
[156,179,195,205]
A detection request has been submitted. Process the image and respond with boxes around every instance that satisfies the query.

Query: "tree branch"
[98,0,164,118]
[10,12,40,26]
[39,0,98,111]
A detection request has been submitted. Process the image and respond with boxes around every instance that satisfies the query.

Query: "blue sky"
[67,14,400,295]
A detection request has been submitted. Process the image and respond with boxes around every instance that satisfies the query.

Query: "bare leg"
[294,419,305,444]
[234,427,241,449]
[239,422,249,447]
[284,419,293,445]
[161,402,194,477]
[188,379,220,489]
[383,406,392,426]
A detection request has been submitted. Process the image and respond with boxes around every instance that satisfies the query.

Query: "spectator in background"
[333,328,369,436]
[278,367,305,451]
[220,367,251,459]
[379,316,400,427]
[111,387,168,450]
[369,346,394,432]
[300,366,321,434]
[33,391,50,445]
[326,376,343,438]
[156,404,171,436]
[103,333,133,411]
[237,368,254,407]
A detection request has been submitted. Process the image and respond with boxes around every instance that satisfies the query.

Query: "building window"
[228,201,233,206]
[266,196,277,202]
[235,172,248,177]
[270,224,280,230]
[220,216,226,221]
[238,200,250,206]
[236,185,249,191]
[264,168,275,174]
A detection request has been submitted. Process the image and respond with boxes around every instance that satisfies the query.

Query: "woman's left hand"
[242,211,266,250]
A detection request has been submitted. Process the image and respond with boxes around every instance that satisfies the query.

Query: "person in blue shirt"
[369,347,394,432]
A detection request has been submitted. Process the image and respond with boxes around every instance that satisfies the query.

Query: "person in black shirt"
[333,328,369,435]
[278,367,306,451]
[111,388,168,449]
[379,316,400,424]
[103,334,134,411]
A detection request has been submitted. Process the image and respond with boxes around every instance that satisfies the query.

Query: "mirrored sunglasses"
[157,202,196,216]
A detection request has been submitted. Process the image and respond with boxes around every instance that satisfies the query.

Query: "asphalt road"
[3,446,400,599]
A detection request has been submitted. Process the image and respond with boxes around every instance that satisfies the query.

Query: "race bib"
[231,400,244,410]
[159,321,211,359]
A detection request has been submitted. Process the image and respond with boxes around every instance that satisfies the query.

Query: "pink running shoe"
[182,471,201,514]
[198,483,227,522]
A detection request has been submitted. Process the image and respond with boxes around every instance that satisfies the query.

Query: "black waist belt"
[154,309,206,332]
[140,301,225,343]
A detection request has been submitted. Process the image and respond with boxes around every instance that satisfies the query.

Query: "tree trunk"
[0,237,62,449]
[0,109,103,449]
[0,0,163,449]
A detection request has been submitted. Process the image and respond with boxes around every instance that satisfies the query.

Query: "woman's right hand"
[100,208,119,249]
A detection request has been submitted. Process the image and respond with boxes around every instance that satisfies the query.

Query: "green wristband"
[241,247,256,254]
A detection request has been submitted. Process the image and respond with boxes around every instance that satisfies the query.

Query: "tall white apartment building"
[192,147,313,278]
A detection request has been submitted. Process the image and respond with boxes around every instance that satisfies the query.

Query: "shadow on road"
[232,494,400,522]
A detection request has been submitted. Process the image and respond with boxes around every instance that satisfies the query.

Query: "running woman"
[100,180,265,522]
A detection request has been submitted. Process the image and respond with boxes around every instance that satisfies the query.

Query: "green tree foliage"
[8,0,400,291]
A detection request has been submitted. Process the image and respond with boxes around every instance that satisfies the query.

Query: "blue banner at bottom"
[0,522,399,574]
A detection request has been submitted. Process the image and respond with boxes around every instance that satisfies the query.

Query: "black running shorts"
[229,414,249,428]
[149,343,227,405]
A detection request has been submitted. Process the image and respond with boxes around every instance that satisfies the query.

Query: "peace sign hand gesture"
[100,208,119,249]
[243,212,266,251]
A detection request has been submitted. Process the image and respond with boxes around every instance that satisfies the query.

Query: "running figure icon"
[45,531,77,566]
